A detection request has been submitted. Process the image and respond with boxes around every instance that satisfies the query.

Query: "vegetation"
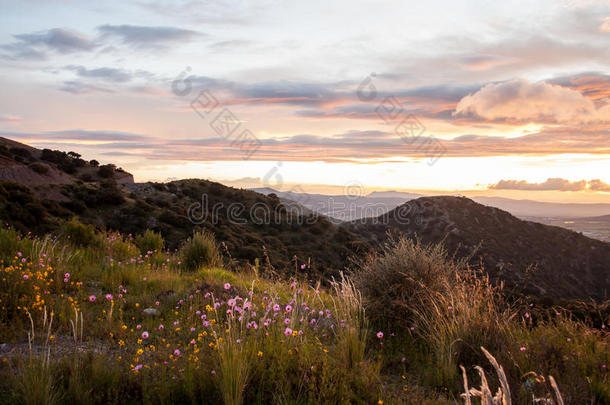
[0,227,607,404]
[179,231,221,272]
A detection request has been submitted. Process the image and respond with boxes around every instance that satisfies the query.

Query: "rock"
[142,308,161,317]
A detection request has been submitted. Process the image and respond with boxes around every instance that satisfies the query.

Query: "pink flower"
[23,274,29,280]
[224,283,231,290]
[376,331,384,339]
[134,364,143,371]
[525,312,530,318]
[105,294,113,301]
[228,298,236,307]
[136,324,142,329]
[158,324,164,330]
[141,331,149,339]
[211,370,216,375]
[284,327,293,336]
[273,304,280,312]
[64,273,70,278]
[284,318,291,325]
[155,301,160,306]
[89,295,96,302]
[520,346,526,351]
[190,327,196,332]
[173,349,181,356]
[285,305,293,313]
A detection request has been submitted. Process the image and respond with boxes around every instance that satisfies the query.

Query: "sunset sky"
[1,0,609,202]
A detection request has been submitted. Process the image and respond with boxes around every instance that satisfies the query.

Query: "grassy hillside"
[347,196,610,300]
[0,227,607,404]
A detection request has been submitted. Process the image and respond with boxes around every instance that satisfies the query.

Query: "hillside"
[0,139,364,278]
[345,196,610,299]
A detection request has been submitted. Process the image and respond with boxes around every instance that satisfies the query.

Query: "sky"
[0,0,609,202]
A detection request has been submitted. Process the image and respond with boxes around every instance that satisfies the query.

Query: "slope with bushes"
[347,196,610,300]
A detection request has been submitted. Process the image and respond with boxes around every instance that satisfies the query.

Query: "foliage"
[179,231,221,272]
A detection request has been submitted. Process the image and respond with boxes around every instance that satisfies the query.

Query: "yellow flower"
[136,349,144,356]
[257,351,263,357]
[121,325,127,330]
[378,401,383,405]
[118,340,125,346]
[135,303,140,308]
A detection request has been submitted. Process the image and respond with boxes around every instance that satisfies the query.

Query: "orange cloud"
[600,16,610,33]
[454,79,610,124]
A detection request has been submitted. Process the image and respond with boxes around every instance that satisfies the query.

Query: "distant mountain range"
[1,137,609,300]
[253,187,610,221]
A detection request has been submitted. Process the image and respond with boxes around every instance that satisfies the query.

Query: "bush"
[62,218,97,247]
[179,231,221,271]
[135,230,164,254]
[353,236,459,328]
[97,164,115,179]
[28,162,49,175]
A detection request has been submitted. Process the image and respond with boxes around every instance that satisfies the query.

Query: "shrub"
[29,162,49,175]
[135,230,164,254]
[97,164,115,179]
[352,235,459,328]
[179,231,221,271]
[62,218,97,247]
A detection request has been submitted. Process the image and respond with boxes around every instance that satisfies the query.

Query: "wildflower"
[284,318,290,325]
[285,304,293,313]
[136,324,142,330]
[64,272,70,279]
[273,303,280,312]
[190,327,196,332]
[525,312,530,318]
[228,298,236,307]
[520,346,526,351]
[211,370,216,375]
[224,283,231,290]
[158,324,164,330]
[23,274,29,280]
[105,294,113,301]
[284,327,293,336]
[134,364,143,371]
[257,351,263,357]
[376,331,384,339]
[89,295,96,302]
[142,331,149,339]
[174,349,181,356]
[155,301,160,306]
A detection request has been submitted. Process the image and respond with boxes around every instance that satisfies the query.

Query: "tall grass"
[329,273,368,369]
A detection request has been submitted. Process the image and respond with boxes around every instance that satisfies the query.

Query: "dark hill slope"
[345,196,610,299]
